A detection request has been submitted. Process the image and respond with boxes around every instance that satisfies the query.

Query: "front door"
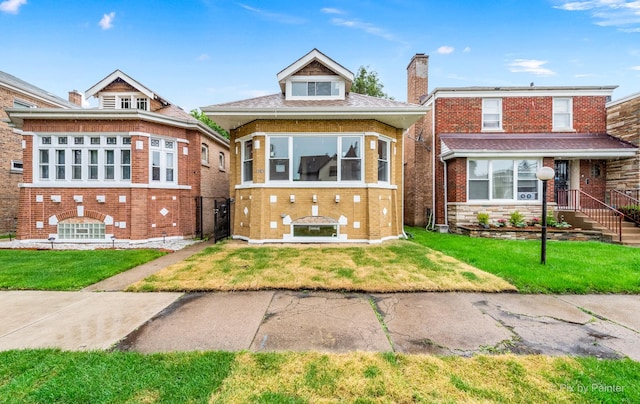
[554,160,570,205]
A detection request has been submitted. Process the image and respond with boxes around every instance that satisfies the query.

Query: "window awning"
[440,133,638,160]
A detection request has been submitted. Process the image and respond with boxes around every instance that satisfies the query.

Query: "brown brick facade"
[229,119,404,243]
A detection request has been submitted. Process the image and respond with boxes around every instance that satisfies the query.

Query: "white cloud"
[437,46,455,54]
[321,7,344,14]
[238,3,305,24]
[554,0,640,31]
[99,11,115,30]
[463,47,471,53]
[197,53,210,61]
[331,18,397,41]
[508,59,557,76]
[631,65,640,70]
[0,0,27,14]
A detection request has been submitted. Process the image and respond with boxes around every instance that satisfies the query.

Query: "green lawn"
[0,249,166,291]
[407,226,640,294]
[0,350,638,403]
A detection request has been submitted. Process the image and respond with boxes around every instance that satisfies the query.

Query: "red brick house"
[5,70,229,243]
[202,49,426,243]
[1,71,80,235]
[404,54,637,230]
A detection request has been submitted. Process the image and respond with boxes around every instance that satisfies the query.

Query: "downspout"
[401,129,408,239]
[441,155,448,226]
[431,94,437,227]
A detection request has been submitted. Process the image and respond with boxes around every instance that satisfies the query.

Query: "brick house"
[202,49,426,243]
[5,70,229,243]
[404,54,637,230]
[0,71,80,235]
[606,92,640,192]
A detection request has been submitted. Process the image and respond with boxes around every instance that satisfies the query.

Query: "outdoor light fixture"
[47,236,55,249]
[162,231,167,244]
[111,235,116,249]
[536,166,555,265]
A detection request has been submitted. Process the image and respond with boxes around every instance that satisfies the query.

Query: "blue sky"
[1,0,639,111]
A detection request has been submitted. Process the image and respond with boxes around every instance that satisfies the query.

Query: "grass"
[1,350,638,403]
[0,249,166,291]
[128,241,516,293]
[408,226,640,294]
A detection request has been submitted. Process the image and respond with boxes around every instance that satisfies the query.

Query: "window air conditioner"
[518,192,537,200]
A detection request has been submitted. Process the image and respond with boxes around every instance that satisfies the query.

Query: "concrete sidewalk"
[2,289,639,360]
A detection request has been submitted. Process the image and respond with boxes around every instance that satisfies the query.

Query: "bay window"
[263,135,364,183]
[468,159,540,201]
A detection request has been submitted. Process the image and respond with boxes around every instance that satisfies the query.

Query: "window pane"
[40,149,49,164]
[270,137,290,180]
[244,140,253,161]
[307,82,315,96]
[554,114,570,128]
[243,160,253,182]
[469,181,489,199]
[292,82,306,96]
[152,151,160,181]
[377,139,388,182]
[89,166,98,180]
[492,160,514,199]
[517,160,538,199]
[293,137,337,181]
[316,82,331,96]
[469,160,488,179]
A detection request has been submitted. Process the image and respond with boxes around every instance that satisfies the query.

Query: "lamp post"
[536,166,555,265]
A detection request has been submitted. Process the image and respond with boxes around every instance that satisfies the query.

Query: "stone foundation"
[456,225,603,242]
[447,203,557,228]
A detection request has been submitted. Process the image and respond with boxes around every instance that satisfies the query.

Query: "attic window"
[292,81,339,96]
[287,76,344,100]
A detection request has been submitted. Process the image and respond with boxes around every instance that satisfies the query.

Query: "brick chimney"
[407,54,429,105]
[68,90,83,107]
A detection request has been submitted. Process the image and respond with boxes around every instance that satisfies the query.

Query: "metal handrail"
[610,189,640,225]
[557,189,623,242]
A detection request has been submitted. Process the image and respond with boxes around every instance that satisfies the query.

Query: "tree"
[190,109,229,139]
[351,65,394,100]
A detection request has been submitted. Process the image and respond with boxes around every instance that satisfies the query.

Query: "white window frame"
[482,98,503,131]
[201,143,209,165]
[149,138,177,183]
[377,138,390,183]
[242,139,253,183]
[286,75,345,100]
[264,134,364,184]
[553,97,573,131]
[467,159,542,202]
[35,134,132,183]
[219,152,225,171]
[10,160,23,173]
[99,93,150,111]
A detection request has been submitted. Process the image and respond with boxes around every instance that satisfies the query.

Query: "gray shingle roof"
[0,71,79,109]
[209,92,417,109]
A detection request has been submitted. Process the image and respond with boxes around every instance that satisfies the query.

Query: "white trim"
[429,87,616,99]
[607,91,640,107]
[276,49,354,84]
[85,70,155,99]
[20,183,192,189]
[235,183,397,190]
[441,149,637,160]
[234,234,402,244]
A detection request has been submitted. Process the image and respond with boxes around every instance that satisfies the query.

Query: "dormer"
[277,49,354,101]
[85,70,169,111]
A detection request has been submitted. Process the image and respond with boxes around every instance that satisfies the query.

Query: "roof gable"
[85,70,156,99]
[0,70,79,109]
[277,49,354,93]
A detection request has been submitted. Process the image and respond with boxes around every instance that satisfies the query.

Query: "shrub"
[509,210,526,227]
[477,213,490,228]
[619,204,640,223]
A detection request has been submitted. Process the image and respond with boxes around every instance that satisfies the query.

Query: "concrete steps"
[559,210,640,247]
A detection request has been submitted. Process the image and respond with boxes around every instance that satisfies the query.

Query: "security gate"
[213,198,230,242]
[195,196,230,242]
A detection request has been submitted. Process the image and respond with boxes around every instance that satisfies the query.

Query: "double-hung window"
[243,140,253,182]
[377,138,389,182]
[553,98,573,130]
[150,138,176,183]
[468,159,540,201]
[482,98,502,130]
